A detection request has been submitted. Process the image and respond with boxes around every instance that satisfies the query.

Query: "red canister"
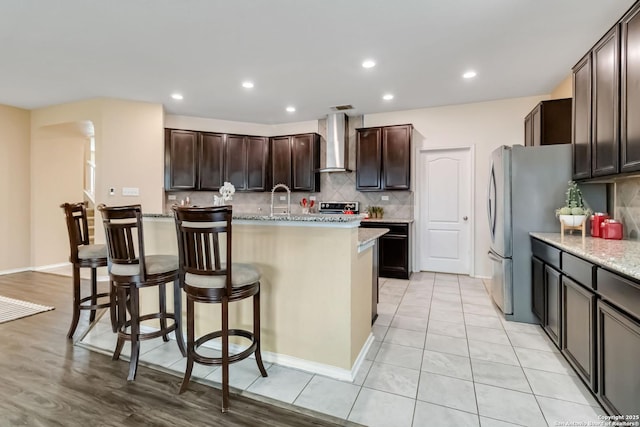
[601,219,623,240]
[590,213,610,237]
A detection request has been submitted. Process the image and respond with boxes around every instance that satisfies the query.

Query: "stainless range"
[318,201,360,215]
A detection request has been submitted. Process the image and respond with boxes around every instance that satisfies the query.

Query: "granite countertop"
[145,212,364,224]
[361,218,414,224]
[358,228,390,246]
[530,232,640,281]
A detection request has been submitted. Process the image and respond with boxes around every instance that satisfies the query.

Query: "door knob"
[463,216,468,221]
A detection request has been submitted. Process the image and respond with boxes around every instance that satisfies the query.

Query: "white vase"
[559,214,586,226]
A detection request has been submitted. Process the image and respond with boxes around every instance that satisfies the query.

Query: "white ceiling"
[0,0,635,124]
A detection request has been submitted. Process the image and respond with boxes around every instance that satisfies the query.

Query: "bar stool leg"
[67,266,82,339]
[109,281,118,333]
[89,268,98,323]
[159,283,168,342]
[113,286,127,361]
[173,280,186,356]
[128,287,140,381]
[221,297,230,413]
[179,297,195,394]
[253,289,268,377]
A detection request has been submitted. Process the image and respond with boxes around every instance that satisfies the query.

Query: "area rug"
[0,295,54,324]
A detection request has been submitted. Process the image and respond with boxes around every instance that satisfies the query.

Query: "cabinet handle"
[463,216,468,221]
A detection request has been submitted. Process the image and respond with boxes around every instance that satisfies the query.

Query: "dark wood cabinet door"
[524,113,533,147]
[573,54,592,180]
[382,125,411,190]
[531,106,542,147]
[270,136,291,188]
[246,136,268,191]
[199,132,225,191]
[591,26,620,177]
[531,256,545,323]
[621,4,640,173]
[165,129,197,190]
[562,276,596,391]
[545,265,562,348]
[292,133,320,192]
[225,135,246,190]
[356,128,382,190]
[597,300,640,415]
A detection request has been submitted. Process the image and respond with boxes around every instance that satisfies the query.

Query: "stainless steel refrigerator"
[486,144,571,323]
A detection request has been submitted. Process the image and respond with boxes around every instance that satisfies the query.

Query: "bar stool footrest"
[193,329,258,366]
[78,292,112,311]
[117,312,178,341]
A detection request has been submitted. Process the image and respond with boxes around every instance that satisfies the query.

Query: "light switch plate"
[122,187,139,196]
[309,196,316,201]
[381,195,389,201]
[168,195,177,200]
[279,196,286,201]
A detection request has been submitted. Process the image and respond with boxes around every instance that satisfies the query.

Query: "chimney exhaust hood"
[317,112,352,173]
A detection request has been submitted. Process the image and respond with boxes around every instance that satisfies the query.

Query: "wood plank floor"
[0,272,356,427]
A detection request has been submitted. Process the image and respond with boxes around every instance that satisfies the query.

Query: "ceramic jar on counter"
[590,213,609,237]
[601,219,623,240]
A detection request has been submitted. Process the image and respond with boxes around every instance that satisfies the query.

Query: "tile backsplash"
[165,116,414,219]
[615,177,640,240]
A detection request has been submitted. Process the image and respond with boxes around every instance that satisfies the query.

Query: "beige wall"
[30,98,164,268]
[32,125,86,267]
[550,75,573,99]
[0,105,31,272]
[364,95,548,278]
[165,115,318,136]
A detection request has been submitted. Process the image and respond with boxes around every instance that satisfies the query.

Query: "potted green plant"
[556,181,592,226]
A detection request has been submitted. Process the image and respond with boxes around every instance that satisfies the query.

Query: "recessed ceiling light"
[362,60,376,69]
[171,93,184,100]
[286,106,296,113]
[463,70,477,79]
[242,81,254,89]
[382,94,394,101]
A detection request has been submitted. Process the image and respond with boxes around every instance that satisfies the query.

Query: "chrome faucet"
[270,183,291,217]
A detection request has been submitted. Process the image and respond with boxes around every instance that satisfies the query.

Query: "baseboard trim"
[33,262,70,272]
[161,328,374,382]
[0,267,31,276]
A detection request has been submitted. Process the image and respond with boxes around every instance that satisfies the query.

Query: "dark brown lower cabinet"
[531,257,545,323]
[597,300,640,415]
[562,276,596,391]
[544,265,562,347]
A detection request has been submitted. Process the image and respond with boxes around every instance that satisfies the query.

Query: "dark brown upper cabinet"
[165,129,198,190]
[573,54,592,180]
[571,25,620,180]
[591,26,620,177]
[199,132,225,191]
[356,124,412,191]
[225,135,268,191]
[523,99,572,147]
[621,3,640,173]
[269,133,320,192]
[165,129,226,191]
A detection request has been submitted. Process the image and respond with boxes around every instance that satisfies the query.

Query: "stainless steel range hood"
[317,112,352,172]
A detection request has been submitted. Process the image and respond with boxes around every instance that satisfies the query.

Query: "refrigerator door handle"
[487,160,497,241]
[488,249,502,262]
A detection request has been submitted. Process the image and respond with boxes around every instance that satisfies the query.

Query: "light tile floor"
[78,272,606,427]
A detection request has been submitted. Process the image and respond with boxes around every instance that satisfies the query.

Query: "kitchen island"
[140,212,384,381]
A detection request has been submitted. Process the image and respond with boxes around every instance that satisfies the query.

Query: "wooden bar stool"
[60,202,117,339]
[98,204,186,381]
[173,205,267,412]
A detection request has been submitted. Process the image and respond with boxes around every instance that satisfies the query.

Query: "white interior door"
[419,148,471,274]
